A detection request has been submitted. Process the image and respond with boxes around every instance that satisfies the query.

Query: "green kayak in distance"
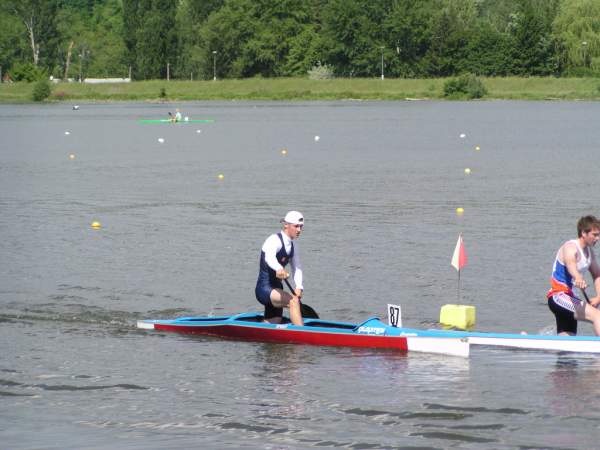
[139,118,215,124]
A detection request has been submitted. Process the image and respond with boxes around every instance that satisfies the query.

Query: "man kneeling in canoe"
[547,215,600,335]
[255,211,304,326]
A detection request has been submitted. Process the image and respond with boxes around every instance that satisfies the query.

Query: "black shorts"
[255,282,283,319]
[548,295,577,335]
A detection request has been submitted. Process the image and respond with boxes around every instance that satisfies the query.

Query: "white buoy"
[196,130,202,134]
[459,133,466,138]
[73,105,79,110]
[314,135,320,142]
[65,131,71,135]
[158,138,165,143]
[184,116,189,122]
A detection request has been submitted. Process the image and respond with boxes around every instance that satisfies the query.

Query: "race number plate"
[387,304,402,328]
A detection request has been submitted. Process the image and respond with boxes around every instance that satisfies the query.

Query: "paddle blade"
[301,303,319,319]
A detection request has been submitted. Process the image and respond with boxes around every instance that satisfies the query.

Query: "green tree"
[240,0,315,77]
[1,0,60,70]
[55,0,126,79]
[381,0,436,78]
[184,0,225,21]
[319,0,393,77]
[122,0,139,72]
[173,0,215,79]
[552,0,600,74]
[507,0,559,76]
[281,24,323,76]
[0,12,26,76]
[421,0,480,76]
[198,0,253,78]
[199,0,318,78]
[122,0,177,79]
[459,22,513,76]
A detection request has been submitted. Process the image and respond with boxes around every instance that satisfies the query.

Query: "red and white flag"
[451,234,467,271]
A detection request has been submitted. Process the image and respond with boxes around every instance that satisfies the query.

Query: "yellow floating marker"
[475,146,480,151]
[91,221,101,229]
[440,304,476,329]
[281,148,287,156]
[69,154,75,160]
[456,207,464,215]
[464,168,471,174]
[217,174,224,180]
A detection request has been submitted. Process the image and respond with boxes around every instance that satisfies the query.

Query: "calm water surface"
[2,101,600,449]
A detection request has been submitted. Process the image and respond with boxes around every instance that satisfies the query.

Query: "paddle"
[580,288,591,304]
[283,278,319,319]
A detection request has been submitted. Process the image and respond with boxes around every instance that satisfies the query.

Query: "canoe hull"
[395,327,600,354]
[153,322,409,349]
[137,313,469,357]
[139,119,214,124]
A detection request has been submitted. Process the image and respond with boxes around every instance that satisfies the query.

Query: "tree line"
[1,0,599,82]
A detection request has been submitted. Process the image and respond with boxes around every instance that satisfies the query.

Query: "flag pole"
[457,267,461,302]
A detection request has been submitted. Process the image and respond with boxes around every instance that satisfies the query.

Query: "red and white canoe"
[137,312,470,357]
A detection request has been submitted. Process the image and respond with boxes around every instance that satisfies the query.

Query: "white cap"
[281,211,304,225]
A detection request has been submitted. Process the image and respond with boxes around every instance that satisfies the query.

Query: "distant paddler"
[169,108,182,123]
[547,215,600,336]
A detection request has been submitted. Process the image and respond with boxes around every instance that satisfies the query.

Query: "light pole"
[582,41,588,68]
[212,51,217,81]
[380,46,385,80]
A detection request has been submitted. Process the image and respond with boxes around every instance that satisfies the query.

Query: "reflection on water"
[546,355,600,417]
[250,344,311,421]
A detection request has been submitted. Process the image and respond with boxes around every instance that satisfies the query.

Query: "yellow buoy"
[464,168,471,174]
[217,174,224,180]
[91,221,101,229]
[475,146,480,151]
[456,207,464,215]
[281,149,287,156]
[69,154,75,160]
[440,304,476,329]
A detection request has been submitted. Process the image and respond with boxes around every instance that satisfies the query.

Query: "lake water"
[2,100,600,449]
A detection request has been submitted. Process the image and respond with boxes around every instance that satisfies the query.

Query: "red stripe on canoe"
[153,324,409,350]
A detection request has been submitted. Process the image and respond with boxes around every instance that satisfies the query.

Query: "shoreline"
[1,77,599,103]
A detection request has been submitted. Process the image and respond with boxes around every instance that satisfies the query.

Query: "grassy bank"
[1,76,600,102]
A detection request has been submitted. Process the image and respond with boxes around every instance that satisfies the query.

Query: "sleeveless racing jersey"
[256,232,294,290]
[548,239,592,297]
